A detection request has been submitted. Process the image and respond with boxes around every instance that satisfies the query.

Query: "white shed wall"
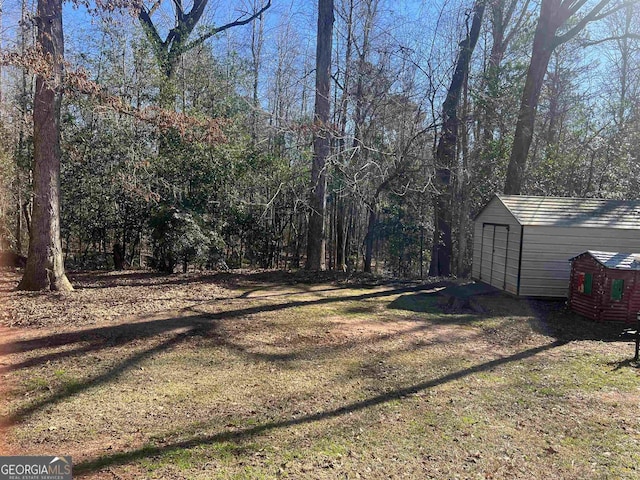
[519,226,640,297]
[472,199,521,295]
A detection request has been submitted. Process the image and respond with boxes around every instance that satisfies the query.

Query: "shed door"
[480,224,509,290]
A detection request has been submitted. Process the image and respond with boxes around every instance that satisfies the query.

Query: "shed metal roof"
[571,250,640,270]
[497,195,640,229]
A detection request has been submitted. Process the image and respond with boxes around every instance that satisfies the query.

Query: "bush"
[149,207,218,273]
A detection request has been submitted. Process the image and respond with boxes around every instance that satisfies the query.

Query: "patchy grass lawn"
[1,270,639,479]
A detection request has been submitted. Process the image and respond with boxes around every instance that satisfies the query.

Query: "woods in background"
[1,0,639,286]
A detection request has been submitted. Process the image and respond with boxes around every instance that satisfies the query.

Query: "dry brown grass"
[1,270,639,479]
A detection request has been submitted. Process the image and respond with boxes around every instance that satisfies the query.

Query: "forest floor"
[1,269,639,479]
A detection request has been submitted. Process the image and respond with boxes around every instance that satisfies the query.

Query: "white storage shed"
[472,195,640,297]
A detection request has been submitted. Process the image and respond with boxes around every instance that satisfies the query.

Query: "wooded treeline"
[1,0,639,287]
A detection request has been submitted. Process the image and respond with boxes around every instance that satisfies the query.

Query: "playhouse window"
[611,279,624,301]
[577,272,592,295]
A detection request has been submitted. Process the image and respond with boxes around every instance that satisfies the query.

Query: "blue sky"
[1,0,627,123]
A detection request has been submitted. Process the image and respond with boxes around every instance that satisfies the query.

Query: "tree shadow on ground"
[387,282,635,343]
[4,275,634,476]
[71,339,565,477]
[8,331,194,424]
[2,281,455,421]
[387,293,444,314]
[4,278,628,380]
[67,269,391,291]
[4,314,482,428]
[8,282,451,352]
[607,357,640,371]
[523,298,634,342]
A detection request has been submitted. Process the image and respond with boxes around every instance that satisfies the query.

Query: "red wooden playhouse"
[568,251,640,323]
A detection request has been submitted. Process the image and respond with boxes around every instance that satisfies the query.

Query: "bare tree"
[14,0,35,256]
[249,0,265,144]
[429,0,485,277]
[482,0,531,145]
[503,0,637,194]
[333,0,355,272]
[138,0,271,109]
[602,3,640,128]
[306,0,335,270]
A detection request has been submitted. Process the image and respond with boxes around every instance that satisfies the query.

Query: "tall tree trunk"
[428,0,485,277]
[544,53,562,156]
[250,2,264,144]
[15,189,22,254]
[328,196,335,270]
[482,0,530,146]
[615,3,633,127]
[503,0,615,194]
[306,0,334,271]
[503,2,556,194]
[15,0,31,256]
[19,0,72,291]
[333,0,353,273]
[457,66,471,277]
[363,201,377,273]
[158,64,179,111]
[336,198,346,271]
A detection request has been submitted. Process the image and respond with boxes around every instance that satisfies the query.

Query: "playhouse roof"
[496,195,640,229]
[571,250,640,270]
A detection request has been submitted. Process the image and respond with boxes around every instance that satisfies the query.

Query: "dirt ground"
[0,326,15,455]
[1,269,639,479]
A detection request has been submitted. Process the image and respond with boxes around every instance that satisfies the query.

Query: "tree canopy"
[1,0,639,282]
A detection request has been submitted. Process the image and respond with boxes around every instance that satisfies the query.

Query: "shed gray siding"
[518,226,640,297]
[472,197,521,295]
[473,195,640,297]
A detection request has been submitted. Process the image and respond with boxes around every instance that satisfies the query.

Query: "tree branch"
[168,0,207,53]
[504,0,532,48]
[172,0,184,23]
[503,0,519,26]
[586,0,640,22]
[561,0,590,17]
[166,0,208,59]
[138,6,165,50]
[331,73,344,92]
[553,0,613,46]
[148,0,163,16]
[580,32,640,46]
[184,0,271,52]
